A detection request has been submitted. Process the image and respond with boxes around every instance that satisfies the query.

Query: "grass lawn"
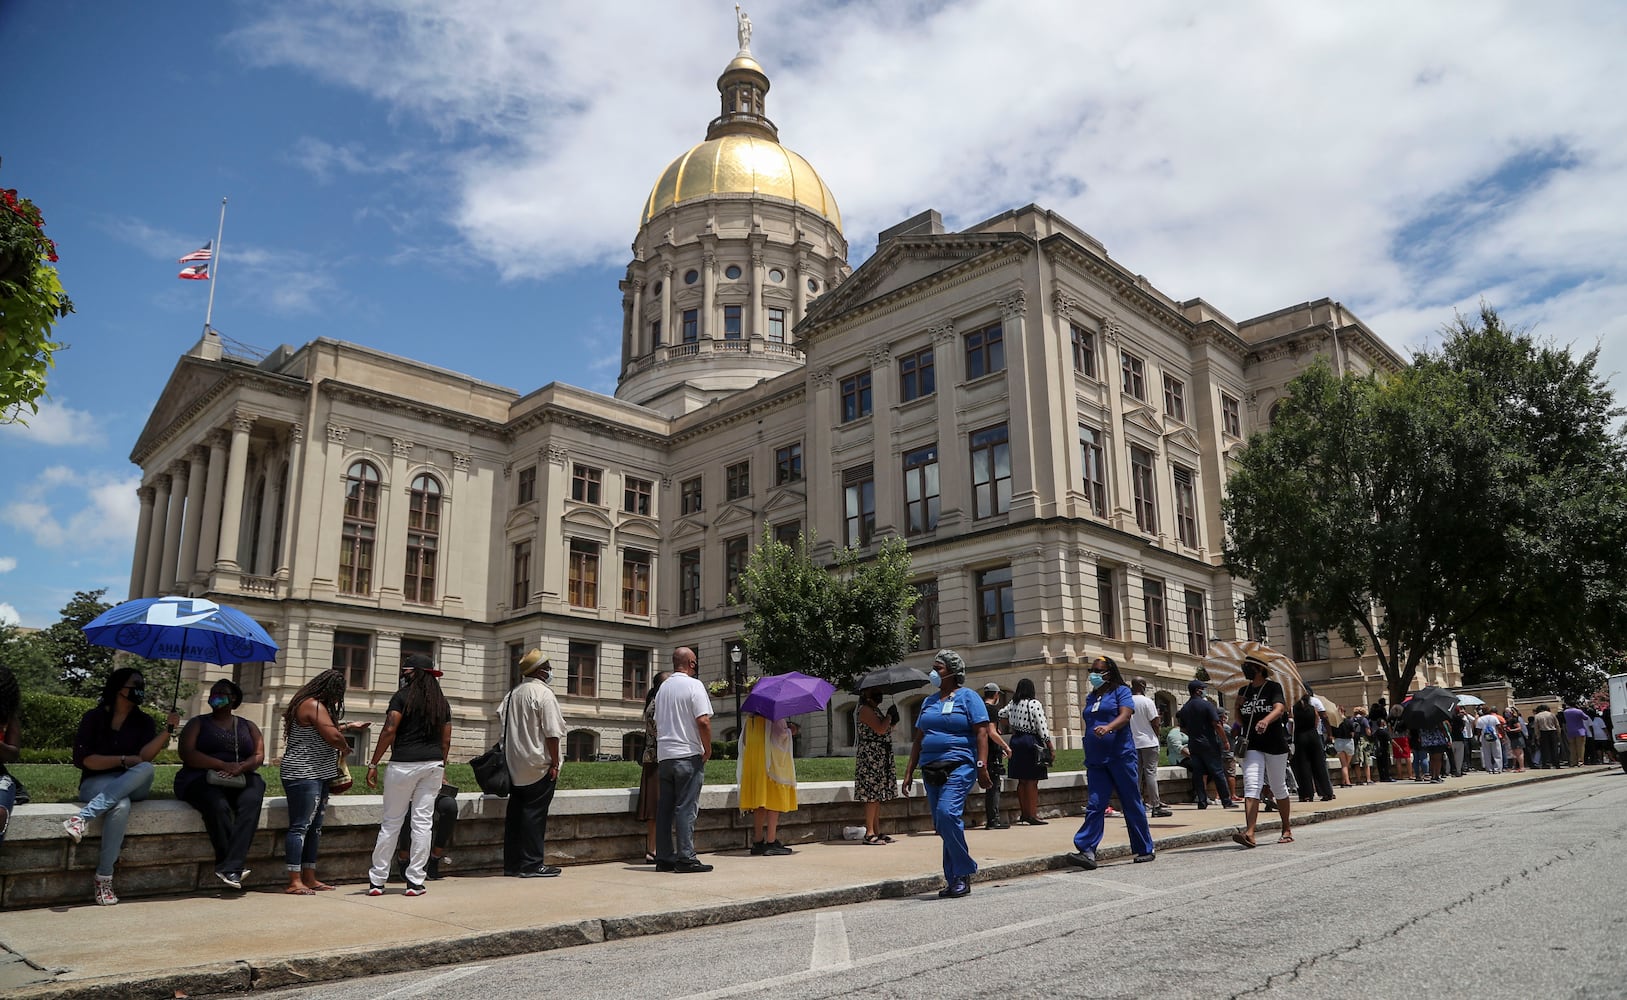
[7,750,1107,804]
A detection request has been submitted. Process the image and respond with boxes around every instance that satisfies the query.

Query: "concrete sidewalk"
[0,766,1610,1000]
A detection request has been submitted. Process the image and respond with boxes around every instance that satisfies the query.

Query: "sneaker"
[519,866,562,877]
[673,859,714,874]
[63,816,87,844]
[215,870,244,890]
[1104,807,1120,818]
[1133,852,1156,863]
[763,841,794,856]
[93,875,118,906]
[653,859,676,872]
[404,882,427,896]
[1065,851,1098,871]
[750,840,768,856]
[1151,807,1173,818]
[367,883,386,896]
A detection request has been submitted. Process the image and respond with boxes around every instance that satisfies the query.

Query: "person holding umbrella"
[738,704,798,856]
[853,686,899,845]
[902,649,992,899]
[63,667,180,905]
[1231,656,1292,848]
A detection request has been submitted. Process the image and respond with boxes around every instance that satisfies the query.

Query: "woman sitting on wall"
[176,678,266,891]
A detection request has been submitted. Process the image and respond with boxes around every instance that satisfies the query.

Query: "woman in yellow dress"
[738,711,797,855]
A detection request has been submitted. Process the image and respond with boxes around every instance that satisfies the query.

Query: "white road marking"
[372,965,489,999]
[1041,872,1168,897]
[809,911,852,970]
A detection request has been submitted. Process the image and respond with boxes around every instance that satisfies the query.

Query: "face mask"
[126,686,147,705]
[400,673,412,689]
[1243,665,1259,682]
[208,694,232,710]
[928,670,941,688]
[1088,672,1105,690]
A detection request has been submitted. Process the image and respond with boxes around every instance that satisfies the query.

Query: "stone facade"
[125,42,1454,763]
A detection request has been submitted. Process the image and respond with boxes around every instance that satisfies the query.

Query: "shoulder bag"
[471,691,515,797]
[206,718,249,789]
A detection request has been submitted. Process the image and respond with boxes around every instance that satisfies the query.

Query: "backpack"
[1333,717,1354,739]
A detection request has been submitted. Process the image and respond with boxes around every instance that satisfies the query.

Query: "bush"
[21,690,170,750]
[711,739,739,760]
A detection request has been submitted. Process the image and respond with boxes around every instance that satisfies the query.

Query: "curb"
[10,767,1610,1000]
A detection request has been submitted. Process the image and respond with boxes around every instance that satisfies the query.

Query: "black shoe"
[1222,801,1239,809]
[1133,853,1156,863]
[403,882,427,897]
[519,866,561,877]
[1018,815,1049,826]
[938,879,971,898]
[426,856,443,880]
[763,840,794,856]
[673,859,714,873]
[1151,807,1173,818]
[1319,795,1336,802]
[1064,851,1098,871]
[750,840,767,856]
[1196,802,1208,810]
[985,820,1011,830]
[653,860,675,872]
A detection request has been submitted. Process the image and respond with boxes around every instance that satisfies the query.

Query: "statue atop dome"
[735,5,752,53]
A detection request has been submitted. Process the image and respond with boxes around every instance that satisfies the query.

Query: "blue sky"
[3,1,1625,628]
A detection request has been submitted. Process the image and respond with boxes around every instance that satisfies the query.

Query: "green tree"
[35,589,121,697]
[1222,307,1627,701]
[0,174,72,422]
[0,621,69,695]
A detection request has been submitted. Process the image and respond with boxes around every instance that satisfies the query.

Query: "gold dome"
[641,134,842,232]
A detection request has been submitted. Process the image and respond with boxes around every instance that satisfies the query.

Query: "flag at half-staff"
[177,241,212,280]
[178,262,210,280]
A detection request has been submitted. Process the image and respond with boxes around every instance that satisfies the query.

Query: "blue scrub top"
[916,687,990,765]
[1083,684,1136,762]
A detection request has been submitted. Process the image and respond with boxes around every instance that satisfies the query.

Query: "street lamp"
[728,639,748,744]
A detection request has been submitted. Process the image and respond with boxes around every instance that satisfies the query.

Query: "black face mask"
[1242,666,1259,682]
[126,686,147,705]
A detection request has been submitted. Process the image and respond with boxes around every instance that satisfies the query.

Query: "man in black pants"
[1176,679,1234,808]
[499,649,567,877]
[396,783,458,879]
[980,684,1011,829]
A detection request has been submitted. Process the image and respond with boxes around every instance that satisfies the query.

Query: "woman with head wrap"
[901,649,991,898]
[1066,656,1155,869]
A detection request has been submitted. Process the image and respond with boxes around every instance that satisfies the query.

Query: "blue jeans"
[76,763,157,876]
[0,772,18,843]
[656,754,705,863]
[283,778,330,872]
[1074,753,1155,857]
[923,762,978,883]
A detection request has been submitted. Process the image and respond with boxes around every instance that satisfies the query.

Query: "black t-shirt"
[1239,680,1290,755]
[386,691,445,763]
[1177,696,1223,750]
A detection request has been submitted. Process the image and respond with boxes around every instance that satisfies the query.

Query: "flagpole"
[203,197,227,334]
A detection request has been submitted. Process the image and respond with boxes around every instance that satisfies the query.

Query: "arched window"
[1155,692,1176,728]
[566,730,597,762]
[339,461,380,595]
[1267,401,1281,427]
[622,732,646,762]
[404,473,441,604]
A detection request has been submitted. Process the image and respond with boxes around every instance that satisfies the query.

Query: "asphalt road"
[258,772,1627,1000]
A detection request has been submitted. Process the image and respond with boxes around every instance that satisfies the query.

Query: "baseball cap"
[1188,678,1206,693]
[983,682,1001,694]
[402,653,443,677]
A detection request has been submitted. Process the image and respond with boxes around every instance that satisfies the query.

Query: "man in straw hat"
[498,649,567,877]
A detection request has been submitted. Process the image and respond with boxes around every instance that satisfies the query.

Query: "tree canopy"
[1223,306,1627,701]
[0,589,171,699]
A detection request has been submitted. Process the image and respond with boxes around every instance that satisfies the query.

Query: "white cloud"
[0,397,104,447]
[0,557,16,573]
[0,603,19,626]
[1,466,140,553]
[228,1,1627,364]
[287,136,417,183]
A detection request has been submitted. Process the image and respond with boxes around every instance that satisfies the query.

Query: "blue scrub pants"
[923,762,978,882]
[1073,753,1155,857]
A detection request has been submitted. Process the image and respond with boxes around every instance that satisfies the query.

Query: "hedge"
[21,690,169,752]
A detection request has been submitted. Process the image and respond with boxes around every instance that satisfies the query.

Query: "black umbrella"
[854,665,932,696]
[1398,686,1458,731]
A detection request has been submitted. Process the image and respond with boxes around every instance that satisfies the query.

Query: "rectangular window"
[622,548,651,615]
[1291,605,1332,662]
[774,520,801,547]
[1173,465,1198,547]
[1184,589,1208,656]
[898,347,936,402]
[1144,578,1167,649]
[840,370,873,422]
[725,535,750,598]
[511,541,532,610]
[1130,445,1157,532]
[1222,393,1242,438]
[1071,324,1097,378]
[843,463,876,548]
[902,444,940,536]
[1163,375,1186,422]
[399,637,435,666]
[571,464,603,505]
[623,476,653,515]
[976,566,1015,641]
[1097,567,1117,639]
[622,648,651,701]
[682,308,699,343]
[1121,351,1147,401]
[911,579,939,652]
[508,641,527,689]
[725,460,751,501]
[775,442,803,484]
[516,466,536,504]
[969,423,1012,519]
[680,477,703,515]
[1079,424,1107,518]
[964,323,1005,380]
[723,304,743,339]
[567,640,597,698]
[767,307,786,343]
[650,319,662,347]
[333,630,370,689]
[568,539,599,609]
[679,548,702,615]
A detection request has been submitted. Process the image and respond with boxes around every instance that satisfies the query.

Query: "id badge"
[940,699,956,716]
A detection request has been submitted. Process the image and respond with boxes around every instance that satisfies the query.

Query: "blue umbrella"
[82,596,279,665]
[740,671,836,722]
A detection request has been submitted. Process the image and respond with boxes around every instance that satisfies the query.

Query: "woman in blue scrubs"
[1066,656,1156,869]
[902,649,992,898]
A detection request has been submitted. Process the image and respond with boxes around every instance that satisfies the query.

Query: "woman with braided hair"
[280,668,364,895]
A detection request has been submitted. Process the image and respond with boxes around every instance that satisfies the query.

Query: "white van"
[1608,673,1627,773]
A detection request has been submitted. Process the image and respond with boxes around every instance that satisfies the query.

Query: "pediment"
[714,503,756,528]
[1164,425,1202,455]
[803,234,1024,330]
[616,514,661,540]
[562,505,615,530]
[505,506,539,533]
[671,516,708,539]
[1122,403,1163,437]
[763,484,806,512]
[131,359,233,461]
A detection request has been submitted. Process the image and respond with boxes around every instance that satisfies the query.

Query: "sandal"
[644,852,658,864]
[879,834,895,843]
[1278,832,1295,844]
[1231,832,1257,849]
[862,834,886,846]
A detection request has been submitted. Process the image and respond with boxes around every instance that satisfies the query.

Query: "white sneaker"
[63,816,87,843]
[93,875,118,906]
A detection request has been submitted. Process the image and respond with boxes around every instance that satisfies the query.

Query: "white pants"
[368,760,444,886]
[1481,736,1502,773]
[1242,750,1289,801]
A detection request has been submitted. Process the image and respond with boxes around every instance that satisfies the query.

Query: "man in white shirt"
[654,646,714,873]
[1129,679,1172,818]
[499,649,567,877]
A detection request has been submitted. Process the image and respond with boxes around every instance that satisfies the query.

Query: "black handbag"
[471,693,514,797]
[1036,734,1056,768]
[206,719,249,789]
[920,760,958,786]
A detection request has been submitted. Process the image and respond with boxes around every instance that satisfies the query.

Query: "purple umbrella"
[740,671,836,722]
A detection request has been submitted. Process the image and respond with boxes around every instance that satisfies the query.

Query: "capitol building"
[125,25,1455,762]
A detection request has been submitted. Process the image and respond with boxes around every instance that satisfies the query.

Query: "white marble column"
[749,245,765,339]
[807,369,838,556]
[129,485,156,599]
[868,347,899,539]
[157,461,190,593]
[794,252,810,324]
[931,323,968,530]
[142,474,172,596]
[440,451,470,614]
[379,437,412,601]
[214,411,255,571]
[659,263,673,349]
[701,249,717,339]
[275,423,304,579]
[629,278,644,356]
[1103,321,1136,533]
[254,467,281,577]
[196,430,229,579]
[175,447,208,589]
[539,445,567,600]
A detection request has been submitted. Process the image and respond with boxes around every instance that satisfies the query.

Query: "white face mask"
[928,670,941,688]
